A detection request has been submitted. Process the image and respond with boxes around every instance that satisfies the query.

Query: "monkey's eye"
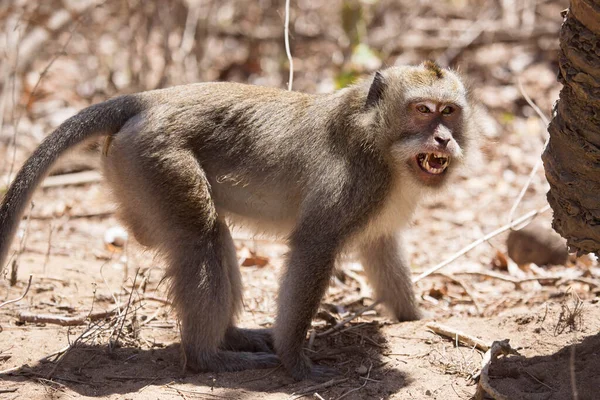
[441,106,454,115]
[416,104,431,114]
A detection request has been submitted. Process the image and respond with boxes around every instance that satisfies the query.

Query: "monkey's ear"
[365,71,386,109]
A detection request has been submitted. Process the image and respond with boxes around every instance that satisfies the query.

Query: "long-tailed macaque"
[0,61,477,380]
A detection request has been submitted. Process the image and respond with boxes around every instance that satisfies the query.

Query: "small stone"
[507,221,568,266]
[356,364,368,375]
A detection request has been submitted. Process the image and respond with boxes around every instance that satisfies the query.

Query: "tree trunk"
[542,0,600,257]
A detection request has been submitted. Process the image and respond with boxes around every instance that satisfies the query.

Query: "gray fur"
[0,62,476,380]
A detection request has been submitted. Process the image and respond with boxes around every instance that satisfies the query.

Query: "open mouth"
[416,153,450,175]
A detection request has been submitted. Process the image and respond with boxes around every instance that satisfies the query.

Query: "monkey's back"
[104,82,353,235]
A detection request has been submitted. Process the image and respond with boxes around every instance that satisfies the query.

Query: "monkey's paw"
[222,327,275,353]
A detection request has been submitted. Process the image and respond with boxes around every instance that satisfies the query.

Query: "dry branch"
[426,322,490,352]
[0,274,32,308]
[18,309,116,326]
[431,272,483,316]
[335,363,371,400]
[41,171,102,188]
[284,0,294,90]
[413,205,550,282]
[293,378,349,397]
[456,271,561,289]
[316,301,380,338]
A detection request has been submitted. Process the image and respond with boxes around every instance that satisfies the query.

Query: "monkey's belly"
[209,180,300,235]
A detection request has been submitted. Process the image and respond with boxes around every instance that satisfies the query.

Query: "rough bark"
[542,0,600,257]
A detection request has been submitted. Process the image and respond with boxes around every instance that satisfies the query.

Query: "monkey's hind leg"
[105,147,279,372]
[167,220,279,372]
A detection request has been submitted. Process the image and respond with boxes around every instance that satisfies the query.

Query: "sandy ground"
[0,171,598,399]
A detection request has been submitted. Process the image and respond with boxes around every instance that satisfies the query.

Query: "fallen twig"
[557,276,600,288]
[293,378,349,397]
[335,363,372,400]
[18,309,116,326]
[30,210,115,220]
[0,274,32,308]
[316,302,380,338]
[111,269,139,349]
[7,368,89,385]
[431,272,483,316]
[507,78,551,227]
[426,322,489,352]
[455,271,561,289]
[41,170,102,188]
[413,205,551,282]
[165,384,230,398]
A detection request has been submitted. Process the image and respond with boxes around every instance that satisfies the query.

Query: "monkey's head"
[361,61,475,188]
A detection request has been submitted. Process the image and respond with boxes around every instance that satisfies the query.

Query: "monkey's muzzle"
[416,153,450,175]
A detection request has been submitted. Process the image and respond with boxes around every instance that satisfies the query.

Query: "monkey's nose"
[434,136,450,147]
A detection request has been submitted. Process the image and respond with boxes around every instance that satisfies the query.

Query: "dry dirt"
[0,175,598,400]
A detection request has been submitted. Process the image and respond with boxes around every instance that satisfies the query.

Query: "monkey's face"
[391,99,466,187]
[363,63,472,188]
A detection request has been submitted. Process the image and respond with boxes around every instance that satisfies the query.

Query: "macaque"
[0,61,477,380]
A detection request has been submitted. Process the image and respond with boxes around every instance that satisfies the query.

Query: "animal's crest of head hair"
[423,60,444,79]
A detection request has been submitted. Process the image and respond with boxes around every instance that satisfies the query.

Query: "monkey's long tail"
[0,95,144,273]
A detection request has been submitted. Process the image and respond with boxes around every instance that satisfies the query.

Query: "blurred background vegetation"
[0,0,567,128]
[0,0,570,248]
[0,0,571,263]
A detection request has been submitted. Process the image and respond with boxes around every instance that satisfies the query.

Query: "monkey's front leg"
[273,235,339,381]
[358,234,421,321]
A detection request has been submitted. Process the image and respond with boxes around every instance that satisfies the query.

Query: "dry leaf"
[239,247,269,267]
[491,250,508,271]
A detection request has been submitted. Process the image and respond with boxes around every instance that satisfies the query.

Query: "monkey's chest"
[353,183,420,244]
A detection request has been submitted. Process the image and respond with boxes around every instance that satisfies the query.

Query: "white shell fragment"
[104,226,128,248]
